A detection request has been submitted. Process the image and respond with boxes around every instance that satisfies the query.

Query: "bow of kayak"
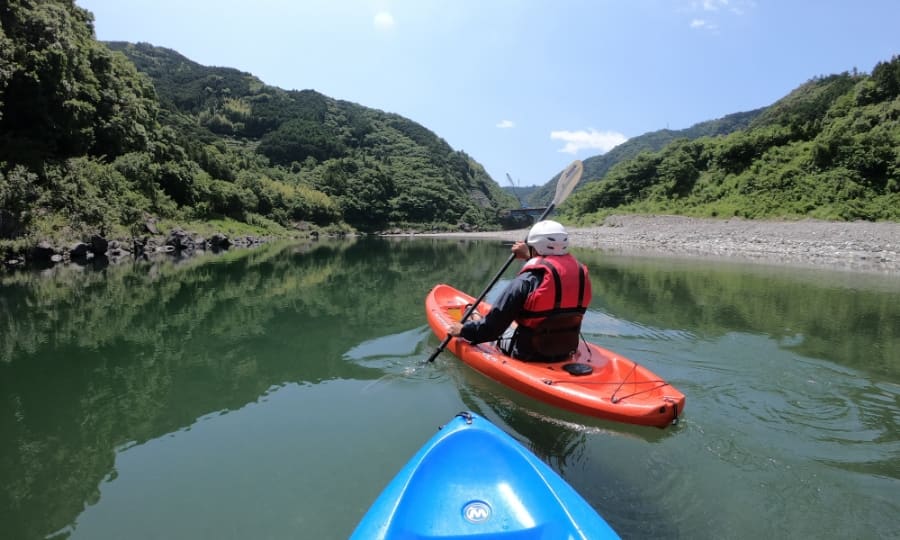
[351,412,620,539]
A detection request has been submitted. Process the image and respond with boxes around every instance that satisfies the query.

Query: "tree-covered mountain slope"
[561,60,899,222]
[106,41,517,230]
[1,0,516,258]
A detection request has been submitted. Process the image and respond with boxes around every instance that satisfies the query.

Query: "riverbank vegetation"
[559,58,900,223]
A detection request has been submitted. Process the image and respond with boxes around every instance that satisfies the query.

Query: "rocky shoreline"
[6,215,899,275]
[1,227,279,270]
[424,215,900,275]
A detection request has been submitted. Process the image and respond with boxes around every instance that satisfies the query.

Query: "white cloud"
[496,120,515,129]
[690,18,719,31]
[684,0,752,29]
[550,129,627,155]
[690,0,754,15]
[373,12,395,30]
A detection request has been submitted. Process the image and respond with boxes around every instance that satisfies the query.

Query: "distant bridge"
[507,207,548,223]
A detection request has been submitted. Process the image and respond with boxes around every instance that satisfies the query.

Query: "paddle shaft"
[425,202,557,363]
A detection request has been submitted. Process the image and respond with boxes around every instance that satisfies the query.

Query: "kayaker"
[448,220,592,362]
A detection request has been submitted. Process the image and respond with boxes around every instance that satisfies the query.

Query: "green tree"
[258,118,346,165]
[0,165,40,238]
[0,1,158,163]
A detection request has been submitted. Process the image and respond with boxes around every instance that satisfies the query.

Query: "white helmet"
[526,220,569,255]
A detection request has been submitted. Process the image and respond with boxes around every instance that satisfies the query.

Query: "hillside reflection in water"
[1,237,897,539]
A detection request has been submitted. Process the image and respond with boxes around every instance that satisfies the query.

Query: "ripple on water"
[582,311,698,342]
[342,325,449,382]
[686,332,899,472]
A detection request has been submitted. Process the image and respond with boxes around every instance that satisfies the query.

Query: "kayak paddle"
[426,159,584,363]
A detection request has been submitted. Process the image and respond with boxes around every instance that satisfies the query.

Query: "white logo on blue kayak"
[463,501,491,523]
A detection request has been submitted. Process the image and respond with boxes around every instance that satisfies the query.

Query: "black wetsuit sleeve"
[459,272,541,344]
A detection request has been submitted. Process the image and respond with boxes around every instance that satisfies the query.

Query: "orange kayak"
[426,283,685,428]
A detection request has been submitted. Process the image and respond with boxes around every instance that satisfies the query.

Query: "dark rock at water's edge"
[28,241,57,263]
[69,241,91,259]
[91,235,109,256]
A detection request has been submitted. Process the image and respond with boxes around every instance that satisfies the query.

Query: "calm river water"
[1,237,898,539]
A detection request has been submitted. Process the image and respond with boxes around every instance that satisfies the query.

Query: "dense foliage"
[562,61,900,222]
[0,0,516,256]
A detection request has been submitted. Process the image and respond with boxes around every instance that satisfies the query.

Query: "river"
[1,237,898,539]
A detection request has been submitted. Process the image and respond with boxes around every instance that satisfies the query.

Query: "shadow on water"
[1,236,898,539]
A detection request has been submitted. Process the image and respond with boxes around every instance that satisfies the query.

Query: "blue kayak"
[351,412,620,539]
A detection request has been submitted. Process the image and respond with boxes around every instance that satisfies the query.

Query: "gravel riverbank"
[424,215,900,275]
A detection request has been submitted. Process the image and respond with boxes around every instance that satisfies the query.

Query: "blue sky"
[76,1,899,186]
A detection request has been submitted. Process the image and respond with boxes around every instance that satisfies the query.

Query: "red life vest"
[514,254,592,358]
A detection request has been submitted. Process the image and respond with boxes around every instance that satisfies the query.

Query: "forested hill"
[560,59,900,223]
[104,41,516,228]
[527,109,763,207]
[0,0,516,258]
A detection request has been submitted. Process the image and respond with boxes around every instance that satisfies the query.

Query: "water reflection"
[576,250,900,380]
[0,237,898,539]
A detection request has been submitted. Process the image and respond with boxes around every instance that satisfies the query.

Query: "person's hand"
[511,241,530,260]
[448,322,463,336]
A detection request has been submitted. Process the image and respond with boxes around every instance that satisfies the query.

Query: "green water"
[1,237,898,539]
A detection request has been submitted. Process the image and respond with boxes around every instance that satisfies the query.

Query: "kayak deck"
[351,412,620,539]
[426,283,685,428]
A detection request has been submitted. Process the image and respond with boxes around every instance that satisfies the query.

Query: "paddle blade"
[552,160,583,207]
